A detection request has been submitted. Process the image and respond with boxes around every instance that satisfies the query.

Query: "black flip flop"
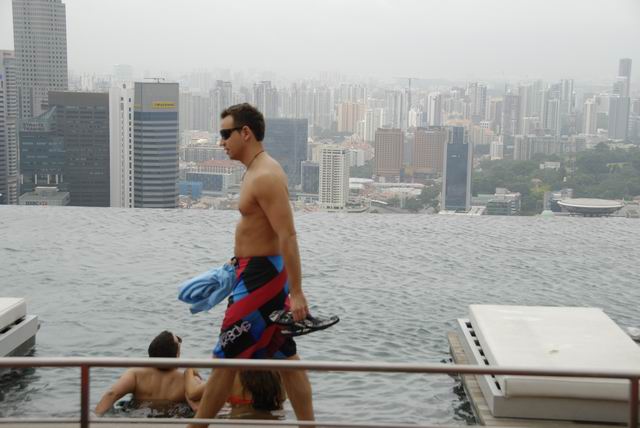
[269,310,340,337]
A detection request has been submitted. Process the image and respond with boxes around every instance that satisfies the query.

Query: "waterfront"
[1,206,640,423]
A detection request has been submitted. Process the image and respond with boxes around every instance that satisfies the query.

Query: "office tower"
[487,98,503,133]
[0,51,19,204]
[560,79,575,114]
[12,0,68,119]
[384,90,405,129]
[513,135,559,160]
[109,83,135,208]
[412,127,446,175]
[253,81,278,118]
[262,118,307,187]
[583,97,598,135]
[544,98,561,137]
[608,95,630,140]
[301,161,319,194]
[373,128,403,178]
[133,82,179,208]
[49,92,110,207]
[337,102,366,133]
[19,108,64,193]
[518,83,535,132]
[311,87,332,132]
[467,82,487,123]
[427,92,443,126]
[179,92,211,132]
[442,127,472,212]
[210,80,232,132]
[319,145,349,210]
[364,108,384,142]
[501,93,520,136]
[618,58,632,98]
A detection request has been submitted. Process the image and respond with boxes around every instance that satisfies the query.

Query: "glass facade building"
[442,126,472,212]
[262,118,308,187]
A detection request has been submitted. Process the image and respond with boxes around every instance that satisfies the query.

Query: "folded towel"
[178,263,236,314]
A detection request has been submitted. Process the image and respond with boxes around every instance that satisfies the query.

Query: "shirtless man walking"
[188,103,314,427]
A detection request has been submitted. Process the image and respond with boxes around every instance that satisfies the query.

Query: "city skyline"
[1,0,639,82]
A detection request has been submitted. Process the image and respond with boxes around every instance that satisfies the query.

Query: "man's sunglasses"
[176,335,182,344]
[219,126,244,140]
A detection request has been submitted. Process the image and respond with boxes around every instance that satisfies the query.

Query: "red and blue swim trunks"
[213,255,297,359]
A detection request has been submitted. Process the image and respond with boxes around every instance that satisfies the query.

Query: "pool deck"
[447,332,621,428]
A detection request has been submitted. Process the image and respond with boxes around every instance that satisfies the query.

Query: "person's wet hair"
[239,371,284,411]
[148,330,179,359]
[221,103,266,141]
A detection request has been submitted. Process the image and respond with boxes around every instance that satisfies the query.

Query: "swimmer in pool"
[95,331,203,416]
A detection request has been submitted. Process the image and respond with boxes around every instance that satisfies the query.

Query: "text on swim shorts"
[220,321,252,347]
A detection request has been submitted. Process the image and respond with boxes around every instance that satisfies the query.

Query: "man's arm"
[94,370,136,416]
[184,368,206,402]
[255,173,309,321]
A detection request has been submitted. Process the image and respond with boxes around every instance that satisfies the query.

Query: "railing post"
[630,377,638,428]
[80,365,90,428]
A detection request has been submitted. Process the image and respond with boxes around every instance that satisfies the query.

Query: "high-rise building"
[364,108,384,142]
[560,79,575,114]
[337,102,366,133]
[49,91,110,207]
[501,93,520,136]
[467,82,487,123]
[608,95,630,140]
[301,161,319,194]
[19,108,64,194]
[412,127,446,175]
[210,80,232,133]
[262,118,308,187]
[618,58,632,98]
[487,98,503,133]
[384,90,405,129]
[319,145,349,210]
[427,92,443,126]
[373,128,403,178]
[133,82,179,208]
[12,0,68,120]
[544,98,561,137]
[583,97,598,135]
[109,83,135,208]
[253,81,278,118]
[0,51,19,204]
[442,127,472,212]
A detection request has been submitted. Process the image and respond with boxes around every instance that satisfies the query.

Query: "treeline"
[472,144,640,215]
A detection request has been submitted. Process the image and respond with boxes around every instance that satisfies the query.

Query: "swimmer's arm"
[185,368,206,403]
[255,174,308,321]
[94,369,136,416]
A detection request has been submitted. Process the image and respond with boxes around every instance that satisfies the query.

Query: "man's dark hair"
[148,330,179,358]
[221,103,266,141]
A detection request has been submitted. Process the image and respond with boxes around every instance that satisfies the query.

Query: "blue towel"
[178,263,236,314]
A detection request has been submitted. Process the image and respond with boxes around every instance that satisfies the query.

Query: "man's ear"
[242,126,252,142]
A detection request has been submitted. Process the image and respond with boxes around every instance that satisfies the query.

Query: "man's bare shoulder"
[249,156,288,188]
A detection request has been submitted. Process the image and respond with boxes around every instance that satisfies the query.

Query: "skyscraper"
[12,0,68,120]
[583,97,598,135]
[133,82,179,208]
[49,91,110,207]
[427,92,443,127]
[467,82,487,123]
[442,127,472,212]
[373,128,403,178]
[618,58,632,98]
[319,145,349,210]
[412,127,446,175]
[0,51,19,204]
[210,80,232,133]
[337,102,366,133]
[253,81,278,118]
[262,118,308,187]
[608,95,630,140]
[109,83,135,208]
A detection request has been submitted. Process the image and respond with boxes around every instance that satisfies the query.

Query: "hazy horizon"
[1,0,639,83]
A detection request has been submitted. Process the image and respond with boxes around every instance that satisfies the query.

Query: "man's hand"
[289,292,309,322]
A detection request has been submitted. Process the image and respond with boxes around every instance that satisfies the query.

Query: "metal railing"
[0,357,638,427]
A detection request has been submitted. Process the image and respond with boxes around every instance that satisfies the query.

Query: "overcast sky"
[1,0,639,82]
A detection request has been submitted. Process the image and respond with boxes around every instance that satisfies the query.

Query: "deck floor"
[447,332,623,428]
